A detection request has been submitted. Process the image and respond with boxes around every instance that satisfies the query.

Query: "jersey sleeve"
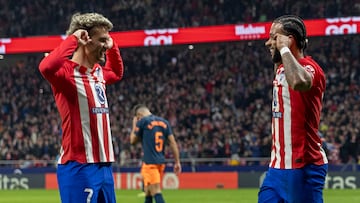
[134,119,144,140]
[302,57,325,91]
[38,35,78,84]
[164,119,173,138]
[102,41,124,85]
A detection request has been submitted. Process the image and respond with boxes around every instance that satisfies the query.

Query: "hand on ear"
[73,29,91,46]
[105,37,114,49]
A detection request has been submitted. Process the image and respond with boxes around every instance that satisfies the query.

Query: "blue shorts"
[258,164,328,203]
[57,161,116,203]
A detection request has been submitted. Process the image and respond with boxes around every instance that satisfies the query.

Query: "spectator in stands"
[1,0,360,37]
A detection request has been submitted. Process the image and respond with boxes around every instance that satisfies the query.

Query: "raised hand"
[105,37,114,49]
[72,29,91,46]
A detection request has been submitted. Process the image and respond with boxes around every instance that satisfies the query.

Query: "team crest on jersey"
[94,83,106,104]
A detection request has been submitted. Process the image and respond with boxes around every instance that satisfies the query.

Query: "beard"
[272,48,281,63]
[97,50,106,63]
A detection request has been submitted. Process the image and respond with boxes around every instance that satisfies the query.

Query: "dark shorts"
[57,161,116,203]
[258,164,328,203]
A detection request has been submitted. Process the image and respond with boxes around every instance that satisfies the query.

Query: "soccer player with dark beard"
[258,15,328,203]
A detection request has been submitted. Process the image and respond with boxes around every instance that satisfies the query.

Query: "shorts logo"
[94,83,106,105]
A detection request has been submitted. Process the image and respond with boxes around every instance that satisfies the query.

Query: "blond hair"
[66,12,113,36]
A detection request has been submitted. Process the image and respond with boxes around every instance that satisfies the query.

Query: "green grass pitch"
[0,189,359,203]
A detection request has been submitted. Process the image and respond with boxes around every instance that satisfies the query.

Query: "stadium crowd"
[0,1,359,168]
[0,0,359,37]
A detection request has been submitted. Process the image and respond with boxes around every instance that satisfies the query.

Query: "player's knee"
[148,183,161,196]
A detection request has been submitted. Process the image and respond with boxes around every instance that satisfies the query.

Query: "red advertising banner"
[2,16,358,54]
[45,173,58,189]
[177,172,238,189]
[112,172,238,189]
[14,171,360,190]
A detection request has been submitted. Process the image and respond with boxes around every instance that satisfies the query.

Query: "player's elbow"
[291,80,312,91]
[112,74,123,83]
[38,61,52,80]
[105,72,123,85]
[288,76,312,91]
[38,59,48,74]
[38,57,59,78]
[115,69,124,81]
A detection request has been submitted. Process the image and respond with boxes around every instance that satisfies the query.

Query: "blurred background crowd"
[1,0,360,37]
[0,0,359,168]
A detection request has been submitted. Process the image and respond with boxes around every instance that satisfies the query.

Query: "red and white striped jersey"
[39,35,124,164]
[270,56,328,169]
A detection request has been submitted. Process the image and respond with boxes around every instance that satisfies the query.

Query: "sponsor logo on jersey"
[91,107,109,114]
[272,112,283,118]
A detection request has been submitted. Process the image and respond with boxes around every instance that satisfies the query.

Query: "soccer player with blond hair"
[39,12,124,203]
